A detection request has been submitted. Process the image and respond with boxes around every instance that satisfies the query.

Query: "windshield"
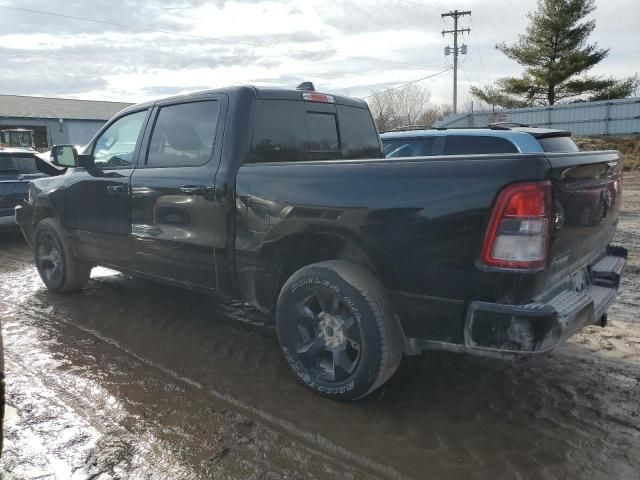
[0,155,39,174]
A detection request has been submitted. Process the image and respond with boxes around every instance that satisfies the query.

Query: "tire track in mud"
[1,344,194,480]
[19,306,409,480]
[3,257,640,480]
[2,308,385,480]
[0,254,402,480]
[612,173,640,324]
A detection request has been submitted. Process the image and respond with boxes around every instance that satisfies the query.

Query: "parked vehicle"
[0,147,47,228]
[381,123,581,158]
[16,85,626,400]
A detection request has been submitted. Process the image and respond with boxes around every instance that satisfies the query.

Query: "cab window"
[93,110,147,168]
[146,101,220,167]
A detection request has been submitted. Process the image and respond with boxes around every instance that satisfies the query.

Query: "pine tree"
[471,0,638,107]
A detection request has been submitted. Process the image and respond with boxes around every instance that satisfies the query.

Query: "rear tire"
[276,260,403,401]
[33,219,91,292]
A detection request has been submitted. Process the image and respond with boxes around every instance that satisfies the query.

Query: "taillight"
[302,92,335,103]
[481,181,552,270]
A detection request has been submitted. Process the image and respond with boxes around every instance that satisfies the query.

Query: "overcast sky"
[0,0,638,105]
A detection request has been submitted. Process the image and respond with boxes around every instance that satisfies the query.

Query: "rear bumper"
[466,246,626,355]
[406,245,627,357]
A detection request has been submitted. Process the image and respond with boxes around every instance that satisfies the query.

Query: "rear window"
[249,100,381,163]
[0,155,38,175]
[383,137,436,158]
[443,135,519,155]
[337,105,382,159]
[537,136,579,152]
[306,112,340,156]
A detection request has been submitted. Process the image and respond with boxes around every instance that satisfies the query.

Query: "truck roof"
[119,85,368,117]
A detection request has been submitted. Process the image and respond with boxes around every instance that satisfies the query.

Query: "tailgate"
[546,150,623,285]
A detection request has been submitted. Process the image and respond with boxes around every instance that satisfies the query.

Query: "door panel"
[130,97,225,289]
[67,168,134,261]
[68,109,149,263]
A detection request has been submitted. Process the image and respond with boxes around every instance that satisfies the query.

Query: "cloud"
[0,0,192,34]
[0,70,107,96]
[320,0,440,34]
[0,0,637,105]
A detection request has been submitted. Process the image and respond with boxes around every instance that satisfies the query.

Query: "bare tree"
[367,85,443,132]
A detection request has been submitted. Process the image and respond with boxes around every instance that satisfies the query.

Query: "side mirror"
[51,145,78,167]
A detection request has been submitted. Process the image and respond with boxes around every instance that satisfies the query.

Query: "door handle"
[179,185,208,196]
[106,184,127,194]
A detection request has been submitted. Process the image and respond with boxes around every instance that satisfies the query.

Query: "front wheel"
[276,260,403,401]
[33,219,91,292]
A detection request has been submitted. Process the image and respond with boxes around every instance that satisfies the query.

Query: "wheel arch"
[33,204,59,226]
[253,226,396,313]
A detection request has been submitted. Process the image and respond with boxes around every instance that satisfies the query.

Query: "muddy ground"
[1,175,639,480]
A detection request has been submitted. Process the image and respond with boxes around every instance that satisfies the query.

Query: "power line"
[0,4,436,69]
[469,17,489,84]
[361,68,452,99]
[394,0,445,11]
[460,66,474,92]
[461,42,482,83]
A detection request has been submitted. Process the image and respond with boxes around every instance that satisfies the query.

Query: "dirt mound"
[575,135,640,171]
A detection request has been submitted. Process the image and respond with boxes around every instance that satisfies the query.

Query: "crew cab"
[16,85,626,400]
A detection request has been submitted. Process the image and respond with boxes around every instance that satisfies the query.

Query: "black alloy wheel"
[33,219,91,292]
[35,229,64,287]
[290,287,362,383]
[276,260,403,401]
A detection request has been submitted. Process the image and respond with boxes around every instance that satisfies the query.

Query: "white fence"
[434,97,640,136]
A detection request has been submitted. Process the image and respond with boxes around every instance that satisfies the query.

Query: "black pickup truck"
[16,85,626,400]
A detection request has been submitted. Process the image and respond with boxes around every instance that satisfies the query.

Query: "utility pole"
[442,9,471,114]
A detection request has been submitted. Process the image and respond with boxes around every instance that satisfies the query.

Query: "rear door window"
[443,135,518,155]
[337,105,382,158]
[383,137,436,158]
[306,112,340,160]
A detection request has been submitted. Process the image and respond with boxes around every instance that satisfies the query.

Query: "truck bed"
[235,150,623,346]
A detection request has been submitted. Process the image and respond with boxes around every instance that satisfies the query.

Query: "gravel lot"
[1,174,639,480]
